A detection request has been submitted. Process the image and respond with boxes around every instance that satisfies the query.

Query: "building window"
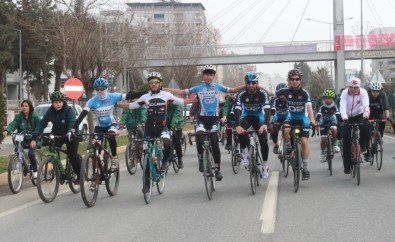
[154,13,165,23]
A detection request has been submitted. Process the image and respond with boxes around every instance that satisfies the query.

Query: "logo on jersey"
[106,100,111,105]
[288,95,292,98]
[210,87,215,90]
[298,96,302,100]
[255,98,259,102]
[246,98,249,102]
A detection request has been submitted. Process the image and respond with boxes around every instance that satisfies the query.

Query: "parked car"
[34,103,89,139]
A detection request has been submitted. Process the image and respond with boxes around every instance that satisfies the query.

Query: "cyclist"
[276,68,315,180]
[73,77,146,171]
[315,89,341,162]
[164,65,244,181]
[220,93,237,150]
[269,83,289,154]
[235,71,271,179]
[167,102,185,168]
[339,76,370,174]
[3,100,41,178]
[30,91,81,180]
[120,97,147,168]
[117,72,196,192]
[364,81,391,161]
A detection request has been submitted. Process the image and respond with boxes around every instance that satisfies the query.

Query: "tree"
[307,67,333,107]
[293,62,312,87]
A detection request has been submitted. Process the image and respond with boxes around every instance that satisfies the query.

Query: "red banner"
[355,36,366,49]
[368,34,377,48]
[334,35,341,51]
[391,33,395,46]
[344,35,354,47]
[380,33,389,46]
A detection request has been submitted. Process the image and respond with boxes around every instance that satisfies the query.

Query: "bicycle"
[366,119,385,170]
[141,136,167,204]
[189,130,218,200]
[7,132,42,194]
[284,125,314,193]
[80,133,120,207]
[125,129,144,175]
[246,130,264,195]
[37,134,82,203]
[231,130,241,174]
[347,123,364,186]
[168,130,180,173]
[272,123,288,177]
[318,124,336,176]
[180,132,187,156]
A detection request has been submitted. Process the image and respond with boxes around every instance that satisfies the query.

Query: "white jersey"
[339,88,370,120]
[129,90,184,127]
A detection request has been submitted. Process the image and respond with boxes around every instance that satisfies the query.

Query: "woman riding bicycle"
[3,100,41,178]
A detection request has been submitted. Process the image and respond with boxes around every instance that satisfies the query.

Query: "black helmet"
[276,83,288,91]
[50,91,66,101]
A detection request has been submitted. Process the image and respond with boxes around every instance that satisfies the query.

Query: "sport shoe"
[262,165,269,179]
[32,171,38,179]
[273,145,279,154]
[215,169,223,181]
[302,168,310,180]
[111,156,118,171]
[364,154,370,162]
[177,159,184,169]
[344,168,351,174]
[198,159,203,172]
[225,143,232,150]
[361,147,367,154]
[333,145,340,153]
[90,182,96,191]
[160,160,169,171]
[320,150,327,163]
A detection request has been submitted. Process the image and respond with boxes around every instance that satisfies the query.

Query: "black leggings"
[54,136,81,175]
[172,129,183,160]
[28,147,38,172]
[238,117,269,161]
[94,125,117,157]
[342,115,368,170]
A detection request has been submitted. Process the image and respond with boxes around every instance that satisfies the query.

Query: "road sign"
[64,78,84,100]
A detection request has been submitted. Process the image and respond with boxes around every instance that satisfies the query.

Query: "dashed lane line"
[260,171,279,234]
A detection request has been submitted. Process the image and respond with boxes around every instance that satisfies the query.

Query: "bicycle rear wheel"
[67,155,81,194]
[327,137,333,176]
[203,149,213,200]
[172,152,180,173]
[125,143,138,175]
[104,154,119,196]
[231,141,240,174]
[8,154,23,194]
[249,146,258,195]
[142,154,153,204]
[80,153,99,207]
[374,135,383,170]
[292,146,300,193]
[37,157,60,203]
[181,133,187,155]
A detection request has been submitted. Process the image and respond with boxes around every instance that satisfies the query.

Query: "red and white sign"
[64,78,84,100]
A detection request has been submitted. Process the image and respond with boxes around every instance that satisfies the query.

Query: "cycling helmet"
[147,71,163,82]
[245,71,258,83]
[202,65,216,74]
[287,68,303,79]
[50,91,66,101]
[276,83,288,91]
[322,89,336,99]
[93,77,109,88]
[348,76,361,87]
[369,81,382,91]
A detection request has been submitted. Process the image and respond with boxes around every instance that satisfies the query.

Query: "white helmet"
[369,81,382,91]
[348,76,361,87]
[202,65,216,74]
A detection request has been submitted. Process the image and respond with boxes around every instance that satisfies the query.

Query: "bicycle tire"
[8,154,23,194]
[368,136,374,166]
[125,143,138,175]
[156,142,167,194]
[37,156,60,203]
[80,153,99,207]
[104,154,119,196]
[327,136,333,176]
[351,139,360,184]
[231,141,240,174]
[249,146,257,195]
[203,149,213,200]
[142,153,153,204]
[157,167,167,194]
[375,134,383,170]
[30,153,42,187]
[181,133,187,156]
[172,155,180,173]
[293,145,300,193]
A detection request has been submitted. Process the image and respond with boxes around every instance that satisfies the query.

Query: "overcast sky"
[112,0,395,77]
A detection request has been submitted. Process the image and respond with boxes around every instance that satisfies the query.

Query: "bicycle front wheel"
[37,157,60,203]
[203,149,213,200]
[80,154,99,207]
[157,167,167,194]
[249,146,257,195]
[125,143,138,175]
[327,137,333,176]
[104,154,119,196]
[142,154,153,204]
[374,135,383,170]
[8,154,23,194]
[292,146,300,193]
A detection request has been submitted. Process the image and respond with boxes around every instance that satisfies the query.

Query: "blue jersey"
[276,88,311,120]
[85,93,123,127]
[186,83,229,116]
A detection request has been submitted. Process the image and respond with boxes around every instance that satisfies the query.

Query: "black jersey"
[367,89,389,118]
[276,88,311,119]
[271,97,289,118]
[315,101,340,121]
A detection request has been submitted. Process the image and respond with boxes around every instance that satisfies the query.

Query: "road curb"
[0,145,127,186]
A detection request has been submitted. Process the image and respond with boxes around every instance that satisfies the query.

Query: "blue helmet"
[276,83,288,91]
[245,71,258,83]
[93,77,109,88]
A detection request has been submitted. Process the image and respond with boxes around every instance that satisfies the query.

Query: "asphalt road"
[1,133,395,241]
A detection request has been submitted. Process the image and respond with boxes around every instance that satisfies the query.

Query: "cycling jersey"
[234,88,270,125]
[339,88,370,120]
[315,101,340,122]
[367,89,389,118]
[276,88,312,120]
[85,93,125,127]
[129,90,184,127]
[186,83,229,116]
[271,97,289,120]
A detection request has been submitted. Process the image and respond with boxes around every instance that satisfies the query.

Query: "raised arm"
[228,84,245,93]
[163,88,187,96]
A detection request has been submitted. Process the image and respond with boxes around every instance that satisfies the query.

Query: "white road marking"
[384,134,395,141]
[260,171,279,234]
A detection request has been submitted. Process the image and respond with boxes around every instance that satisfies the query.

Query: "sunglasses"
[246,81,258,85]
[371,90,380,93]
[349,86,359,89]
[95,87,107,91]
[289,78,301,81]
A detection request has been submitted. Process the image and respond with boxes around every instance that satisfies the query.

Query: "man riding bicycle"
[235,71,271,179]
[339,76,370,174]
[275,68,315,180]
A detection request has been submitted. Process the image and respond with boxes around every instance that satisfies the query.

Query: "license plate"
[15,134,24,142]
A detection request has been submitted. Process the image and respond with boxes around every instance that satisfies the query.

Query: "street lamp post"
[14,28,23,101]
